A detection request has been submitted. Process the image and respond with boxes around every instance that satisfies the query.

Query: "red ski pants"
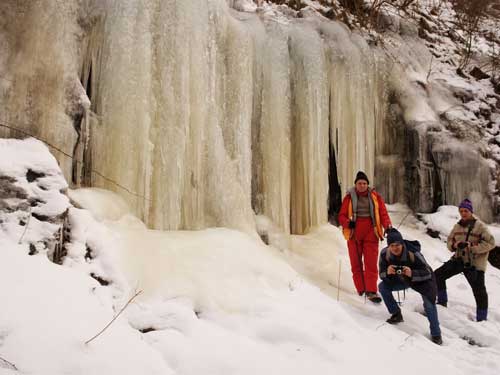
[347,217,380,294]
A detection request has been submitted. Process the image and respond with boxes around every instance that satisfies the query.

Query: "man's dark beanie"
[387,229,404,246]
[354,171,369,185]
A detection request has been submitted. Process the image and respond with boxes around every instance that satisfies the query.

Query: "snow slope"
[1,139,499,375]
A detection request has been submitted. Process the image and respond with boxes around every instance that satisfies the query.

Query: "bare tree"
[451,0,495,71]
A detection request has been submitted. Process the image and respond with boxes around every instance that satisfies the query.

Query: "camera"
[394,266,404,275]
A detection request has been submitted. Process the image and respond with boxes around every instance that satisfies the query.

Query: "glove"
[457,241,469,250]
[348,220,356,229]
[384,226,394,237]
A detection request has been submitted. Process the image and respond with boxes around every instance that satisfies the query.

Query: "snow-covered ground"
[1,139,500,375]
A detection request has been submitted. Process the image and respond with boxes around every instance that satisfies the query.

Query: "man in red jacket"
[338,171,392,303]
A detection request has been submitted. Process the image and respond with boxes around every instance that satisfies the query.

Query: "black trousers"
[435,259,488,310]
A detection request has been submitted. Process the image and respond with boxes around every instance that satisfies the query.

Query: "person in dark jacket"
[435,199,495,321]
[338,171,392,303]
[379,229,442,345]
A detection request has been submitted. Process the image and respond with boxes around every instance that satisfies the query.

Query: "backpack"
[489,246,500,270]
[385,239,421,264]
[385,239,433,271]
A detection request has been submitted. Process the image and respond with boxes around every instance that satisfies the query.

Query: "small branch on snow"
[0,355,18,371]
[18,207,32,245]
[426,55,434,83]
[85,290,142,345]
[398,333,413,350]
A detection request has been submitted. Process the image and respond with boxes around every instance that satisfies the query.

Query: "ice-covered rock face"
[0,0,497,234]
[373,16,498,222]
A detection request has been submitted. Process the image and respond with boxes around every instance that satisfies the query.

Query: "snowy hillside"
[1,139,499,375]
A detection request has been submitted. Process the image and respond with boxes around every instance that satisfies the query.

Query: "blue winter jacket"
[379,244,437,302]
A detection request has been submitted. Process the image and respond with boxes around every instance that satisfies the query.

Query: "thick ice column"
[87,0,257,232]
[147,0,199,230]
[249,22,292,234]
[289,24,329,235]
[89,0,155,224]
[203,5,256,232]
[215,14,254,225]
[323,22,385,197]
[260,25,292,234]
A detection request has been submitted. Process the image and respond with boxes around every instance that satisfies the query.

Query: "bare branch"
[85,290,143,345]
[426,55,434,83]
[0,355,18,371]
[18,207,32,245]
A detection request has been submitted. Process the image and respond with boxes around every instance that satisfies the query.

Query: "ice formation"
[0,0,497,234]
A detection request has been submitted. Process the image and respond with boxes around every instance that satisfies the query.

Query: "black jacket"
[379,245,437,302]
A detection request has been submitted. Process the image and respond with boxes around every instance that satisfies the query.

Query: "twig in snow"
[0,355,18,371]
[85,290,142,345]
[426,55,434,83]
[398,333,413,350]
[397,210,412,229]
[18,207,32,244]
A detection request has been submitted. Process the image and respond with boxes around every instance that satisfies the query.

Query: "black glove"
[348,220,356,229]
[384,226,394,237]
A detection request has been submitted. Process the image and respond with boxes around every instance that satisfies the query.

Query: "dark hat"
[459,198,473,213]
[387,228,404,246]
[354,171,369,185]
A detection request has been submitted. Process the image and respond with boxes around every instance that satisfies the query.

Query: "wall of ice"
[0,0,496,234]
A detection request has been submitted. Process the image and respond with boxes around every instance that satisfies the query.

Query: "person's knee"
[378,281,388,293]
[434,266,444,279]
[422,295,435,308]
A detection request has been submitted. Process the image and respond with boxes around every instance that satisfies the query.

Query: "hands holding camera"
[453,241,471,255]
[387,265,412,277]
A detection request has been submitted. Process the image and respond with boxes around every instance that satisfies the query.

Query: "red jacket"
[338,188,391,240]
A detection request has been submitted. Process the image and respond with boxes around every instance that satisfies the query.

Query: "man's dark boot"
[366,291,382,303]
[431,335,443,345]
[437,290,447,307]
[386,310,403,324]
[477,308,488,322]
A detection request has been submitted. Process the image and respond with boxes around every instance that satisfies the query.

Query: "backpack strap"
[348,188,358,221]
[465,219,476,242]
[385,246,415,263]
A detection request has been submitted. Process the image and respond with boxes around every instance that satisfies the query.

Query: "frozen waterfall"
[0,0,495,233]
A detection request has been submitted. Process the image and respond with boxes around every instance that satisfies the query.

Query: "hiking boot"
[365,292,382,303]
[431,335,443,345]
[386,311,403,324]
[476,308,488,322]
[437,290,447,307]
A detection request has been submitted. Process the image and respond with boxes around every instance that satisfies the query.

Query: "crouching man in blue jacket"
[379,229,442,345]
